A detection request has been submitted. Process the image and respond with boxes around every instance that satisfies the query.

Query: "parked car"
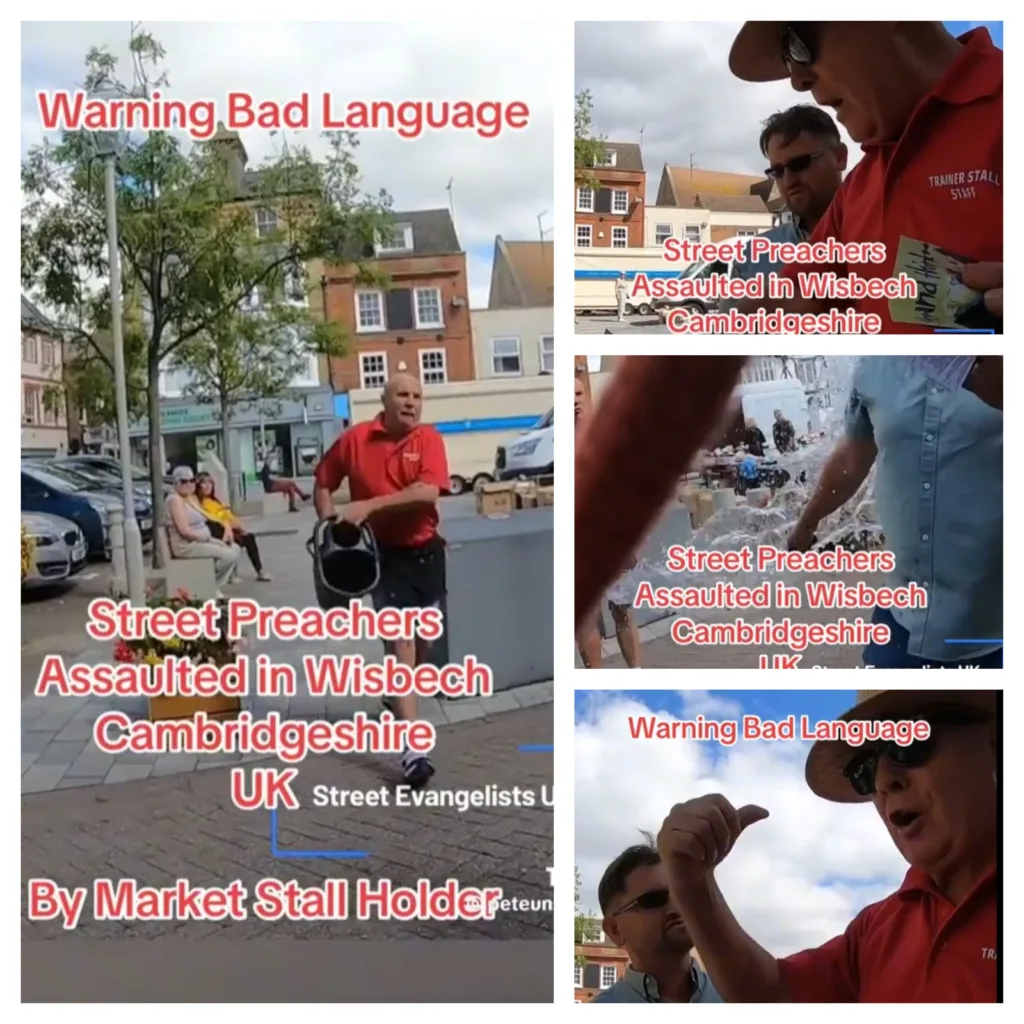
[21,462,153,560]
[51,457,153,502]
[21,510,87,586]
[26,460,153,536]
[60,454,174,492]
[495,408,554,481]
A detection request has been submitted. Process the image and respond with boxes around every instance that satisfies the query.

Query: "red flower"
[113,640,137,663]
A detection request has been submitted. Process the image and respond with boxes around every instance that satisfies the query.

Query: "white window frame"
[576,187,594,213]
[654,223,672,245]
[574,965,583,987]
[355,290,386,333]
[538,335,554,375]
[419,347,448,385]
[22,335,38,364]
[596,150,617,167]
[611,189,629,214]
[359,352,388,390]
[684,225,703,244]
[254,208,278,238]
[376,223,414,254]
[490,336,522,377]
[22,382,41,423]
[41,340,55,366]
[575,224,592,248]
[736,229,758,237]
[413,287,444,330]
[611,226,628,248]
[599,965,617,990]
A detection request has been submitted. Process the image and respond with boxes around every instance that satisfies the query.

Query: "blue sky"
[946,21,1002,47]
[574,690,908,954]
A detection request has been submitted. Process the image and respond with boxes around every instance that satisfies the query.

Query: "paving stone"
[31,710,80,732]
[514,682,554,708]
[54,718,98,742]
[152,754,200,776]
[442,699,487,723]
[22,764,70,793]
[65,751,118,778]
[57,776,106,790]
[103,764,155,784]
[34,740,88,766]
[22,752,40,774]
[21,732,56,754]
[480,691,524,716]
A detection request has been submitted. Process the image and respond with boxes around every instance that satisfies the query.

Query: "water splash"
[607,356,884,602]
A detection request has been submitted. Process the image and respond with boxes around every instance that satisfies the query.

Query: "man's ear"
[835,143,849,173]
[602,915,626,948]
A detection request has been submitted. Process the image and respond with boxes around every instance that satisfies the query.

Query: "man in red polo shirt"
[313,373,450,788]
[656,690,999,1001]
[729,22,1002,333]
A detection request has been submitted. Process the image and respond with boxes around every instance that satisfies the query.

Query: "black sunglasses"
[765,150,827,180]
[614,888,670,915]
[843,711,991,797]
[780,24,819,72]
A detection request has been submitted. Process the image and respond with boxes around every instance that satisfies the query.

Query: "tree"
[172,298,347,504]
[575,90,608,190]
[21,26,393,562]
[575,865,600,966]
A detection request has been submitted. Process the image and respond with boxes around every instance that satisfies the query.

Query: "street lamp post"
[90,80,146,606]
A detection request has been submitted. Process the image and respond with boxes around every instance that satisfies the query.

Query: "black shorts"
[371,536,447,611]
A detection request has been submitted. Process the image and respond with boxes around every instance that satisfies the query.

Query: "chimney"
[209,122,248,197]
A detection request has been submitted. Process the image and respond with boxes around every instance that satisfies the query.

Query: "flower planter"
[148,693,241,722]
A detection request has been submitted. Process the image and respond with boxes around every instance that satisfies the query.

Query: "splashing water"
[607,356,884,602]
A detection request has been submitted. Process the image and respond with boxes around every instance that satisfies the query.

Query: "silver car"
[22,511,88,586]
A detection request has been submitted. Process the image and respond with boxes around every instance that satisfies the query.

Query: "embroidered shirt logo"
[928,169,1001,201]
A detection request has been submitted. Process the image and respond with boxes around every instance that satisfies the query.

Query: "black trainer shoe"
[402,756,435,790]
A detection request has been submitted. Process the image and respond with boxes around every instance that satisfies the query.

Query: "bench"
[109,527,217,601]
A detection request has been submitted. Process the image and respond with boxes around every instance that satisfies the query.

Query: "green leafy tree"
[172,296,347,504]
[575,90,608,190]
[575,865,600,966]
[21,26,392,561]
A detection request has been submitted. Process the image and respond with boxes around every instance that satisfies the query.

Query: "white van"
[495,408,553,481]
[575,247,690,315]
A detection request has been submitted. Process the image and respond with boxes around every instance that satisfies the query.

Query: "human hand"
[339,500,376,526]
[787,519,816,552]
[657,794,769,892]
[960,262,1003,318]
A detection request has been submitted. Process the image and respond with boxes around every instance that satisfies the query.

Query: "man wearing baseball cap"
[728,23,1002,332]
[657,690,998,1001]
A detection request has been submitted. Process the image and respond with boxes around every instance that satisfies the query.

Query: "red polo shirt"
[314,415,449,547]
[778,865,998,1002]
[783,28,1002,332]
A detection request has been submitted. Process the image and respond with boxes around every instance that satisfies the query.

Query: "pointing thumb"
[737,805,770,833]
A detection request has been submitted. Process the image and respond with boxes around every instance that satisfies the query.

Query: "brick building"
[21,296,68,456]
[319,209,473,392]
[652,166,776,242]
[575,142,646,249]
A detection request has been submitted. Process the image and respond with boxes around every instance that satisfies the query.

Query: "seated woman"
[165,466,240,592]
[193,472,271,582]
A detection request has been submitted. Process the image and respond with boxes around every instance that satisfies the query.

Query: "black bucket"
[306,519,381,609]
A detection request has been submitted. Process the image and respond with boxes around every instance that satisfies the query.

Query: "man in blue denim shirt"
[730,106,846,315]
[590,837,722,1002]
[789,356,1002,667]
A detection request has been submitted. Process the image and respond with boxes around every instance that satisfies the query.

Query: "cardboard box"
[694,490,716,527]
[513,482,538,509]
[476,482,515,516]
[535,485,554,507]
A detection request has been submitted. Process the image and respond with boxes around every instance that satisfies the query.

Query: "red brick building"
[574,142,646,249]
[575,925,630,1002]
[320,209,473,391]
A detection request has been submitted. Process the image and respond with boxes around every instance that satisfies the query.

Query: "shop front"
[129,387,341,489]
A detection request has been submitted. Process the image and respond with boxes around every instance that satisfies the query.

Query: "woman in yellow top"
[193,473,272,582]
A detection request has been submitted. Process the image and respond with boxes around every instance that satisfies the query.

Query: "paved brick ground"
[592,572,886,669]
[22,706,553,940]
[575,314,668,335]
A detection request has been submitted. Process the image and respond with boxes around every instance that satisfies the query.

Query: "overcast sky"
[21,21,554,309]
[574,21,1003,205]
[575,689,908,957]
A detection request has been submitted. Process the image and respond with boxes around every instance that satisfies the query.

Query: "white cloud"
[21,21,554,308]
[575,692,907,957]
[574,21,862,203]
